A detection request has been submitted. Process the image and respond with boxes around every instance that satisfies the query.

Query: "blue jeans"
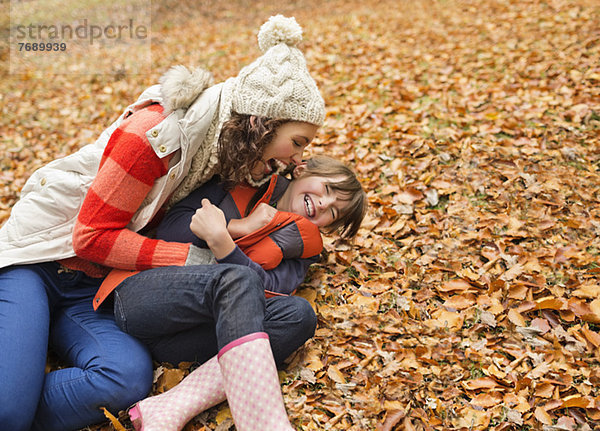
[114,264,317,366]
[0,262,153,431]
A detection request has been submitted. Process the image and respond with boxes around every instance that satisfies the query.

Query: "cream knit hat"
[231,15,325,126]
[167,16,325,205]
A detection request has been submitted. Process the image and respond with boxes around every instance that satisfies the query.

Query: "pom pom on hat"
[258,15,303,53]
[230,15,325,126]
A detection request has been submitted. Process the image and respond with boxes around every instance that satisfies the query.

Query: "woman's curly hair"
[216,112,288,189]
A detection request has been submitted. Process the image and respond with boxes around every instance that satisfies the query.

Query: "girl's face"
[278,173,349,228]
[250,121,318,179]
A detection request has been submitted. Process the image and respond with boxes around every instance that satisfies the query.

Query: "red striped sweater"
[59,104,191,277]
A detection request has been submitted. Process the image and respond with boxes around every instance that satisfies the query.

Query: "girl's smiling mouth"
[304,195,315,217]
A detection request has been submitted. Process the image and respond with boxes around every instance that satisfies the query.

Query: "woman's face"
[250,121,318,179]
[278,174,349,228]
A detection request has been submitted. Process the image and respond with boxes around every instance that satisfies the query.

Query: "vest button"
[159,145,167,153]
[40,178,47,186]
[151,129,159,137]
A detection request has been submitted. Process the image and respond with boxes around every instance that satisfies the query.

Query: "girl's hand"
[190,199,235,259]
[228,202,277,238]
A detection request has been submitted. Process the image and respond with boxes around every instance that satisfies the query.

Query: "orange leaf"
[559,309,576,322]
[305,350,325,372]
[439,279,472,292]
[553,245,579,264]
[470,392,502,408]
[568,298,592,317]
[347,293,380,312]
[101,407,126,431]
[396,187,424,204]
[427,308,464,330]
[530,318,551,335]
[561,395,591,409]
[586,299,600,323]
[507,309,526,327]
[327,365,346,384]
[534,383,554,398]
[444,294,475,310]
[534,407,553,425]
[543,399,564,411]
[508,283,528,300]
[572,284,600,299]
[295,287,317,310]
[155,367,186,393]
[535,297,567,310]
[582,326,600,347]
[378,409,405,431]
[462,377,500,390]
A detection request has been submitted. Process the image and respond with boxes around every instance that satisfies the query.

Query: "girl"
[112,156,367,431]
[160,155,366,294]
[0,15,324,431]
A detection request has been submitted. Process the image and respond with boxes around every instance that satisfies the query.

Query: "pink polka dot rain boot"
[218,332,294,431]
[128,355,225,431]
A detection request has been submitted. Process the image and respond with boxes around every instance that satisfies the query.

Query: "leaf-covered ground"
[1,0,600,430]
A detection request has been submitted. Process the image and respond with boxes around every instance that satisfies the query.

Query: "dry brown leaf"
[508,284,528,300]
[555,416,577,430]
[215,407,232,426]
[378,409,405,431]
[470,392,502,408]
[462,377,501,391]
[155,367,186,393]
[443,294,475,310]
[500,263,523,281]
[427,308,464,330]
[347,293,380,312]
[530,318,551,335]
[581,326,600,347]
[535,297,567,311]
[396,187,424,204]
[327,365,346,384]
[453,406,491,428]
[439,279,473,292]
[507,309,527,327]
[305,350,325,373]
[571,284,600,299]
[534,383,554,398]
[534,406,553,425]
[561,395,592,409]
[295,287,317,310]
[100,408,126,431]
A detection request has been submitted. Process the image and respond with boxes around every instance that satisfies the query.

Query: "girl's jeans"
[114,264,317,367]
[0,262,153,431]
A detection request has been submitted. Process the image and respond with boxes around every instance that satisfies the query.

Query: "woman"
[0,15,324,431]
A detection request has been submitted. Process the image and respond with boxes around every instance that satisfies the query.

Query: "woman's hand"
[190,199,235,259]
[227,202,277,238]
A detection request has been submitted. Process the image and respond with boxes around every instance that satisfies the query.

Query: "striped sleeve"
[72,105,190,270]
